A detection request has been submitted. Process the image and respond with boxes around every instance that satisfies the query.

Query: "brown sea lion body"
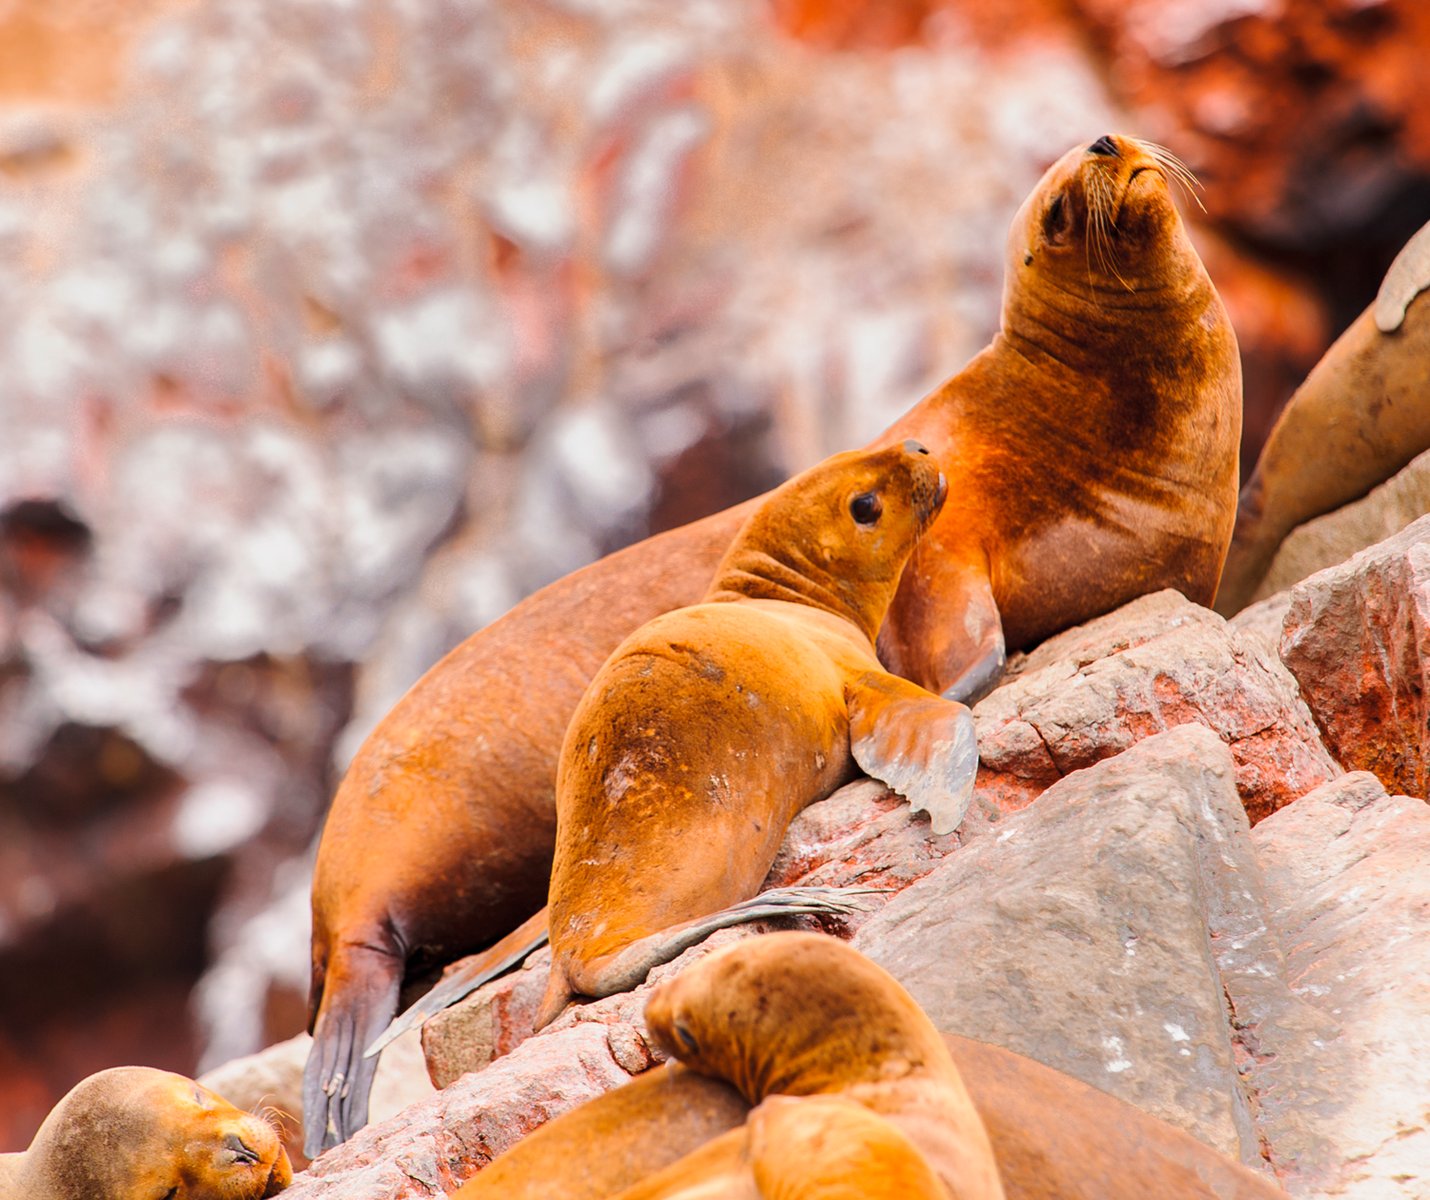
[875,135,1240,695]
[450,934,1286,1200]
[537,442,976,1027]
[609,1094,948,1200]
[0,1066,292,1200]
[306,133,1242,1153]
[1216,221,1430,613]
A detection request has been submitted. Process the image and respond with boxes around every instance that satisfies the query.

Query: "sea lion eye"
[672,1020,700,1055]
[160,1189,178,1200]
[849,493,882,526]
[1043,193,1071,245]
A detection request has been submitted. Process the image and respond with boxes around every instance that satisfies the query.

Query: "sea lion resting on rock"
[532,440,976,1029]
[306,133,1242,1154]
[453,933,1289,1200]
[1216,217,1430,614]
[371,441,976,1043]
[0,1066,292,1200]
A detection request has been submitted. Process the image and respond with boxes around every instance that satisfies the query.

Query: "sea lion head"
[643,932,952,1105]
[23,1067,292,1200]
[707,441,947,642]
[1007,133,1203,305]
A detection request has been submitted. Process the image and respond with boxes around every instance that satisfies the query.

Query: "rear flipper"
[302,941,402,1160]
[846,670,980,836]
[536,886,883,1032]
[365,909,550,1060]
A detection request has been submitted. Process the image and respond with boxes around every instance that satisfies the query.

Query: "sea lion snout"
[902,439,930,455]
[1087,134,1120,157]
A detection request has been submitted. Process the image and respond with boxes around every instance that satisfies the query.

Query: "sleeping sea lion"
[1216,217,1430,614]
[0,1066,292,1200]
[306,133,1241,1154]
[449,933,1288,1200]
[607,1093,949,1200]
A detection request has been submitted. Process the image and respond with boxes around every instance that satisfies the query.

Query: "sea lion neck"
[704,544,900,646]
[999,233,1215,379]
[702,446,942,645]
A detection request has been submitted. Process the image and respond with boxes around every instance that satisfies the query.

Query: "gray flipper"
[846,671,980,836]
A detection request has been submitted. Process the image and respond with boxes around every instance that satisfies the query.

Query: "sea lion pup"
[306,133,1240,1154]
[534,440,976,1027]
[608,1094,948,1200]
[0,1066,292,1200]
[448,934,1287,1200]
[631,932,1003,1199]
[1216,218,1430,614]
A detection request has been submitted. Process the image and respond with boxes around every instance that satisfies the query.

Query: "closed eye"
[672,1020,699,1055]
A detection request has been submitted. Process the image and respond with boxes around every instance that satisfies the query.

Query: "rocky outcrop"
[854,726,1271,1162]
[1254,448,1430,603]
[974,590,1338,821]
[1249,772,1430,1199]
[1280,513,1430,798]
[279,706,1424,1200]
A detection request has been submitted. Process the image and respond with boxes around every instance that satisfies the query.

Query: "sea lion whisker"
[1145,142,1205,213]
[1088,172,1132,291]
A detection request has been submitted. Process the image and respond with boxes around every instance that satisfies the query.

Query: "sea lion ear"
[1042,192,1071,247]
[844,671,979,836]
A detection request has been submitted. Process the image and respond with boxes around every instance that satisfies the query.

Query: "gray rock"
[1253,447,1430,604]
[1249,773,1430,1199]
[853,725,1279,1164]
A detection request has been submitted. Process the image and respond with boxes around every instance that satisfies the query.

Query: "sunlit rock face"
[2,0,1428,1157]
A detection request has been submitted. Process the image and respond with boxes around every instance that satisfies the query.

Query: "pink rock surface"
[286,1023,637,1199]
[974,589,1339,822]
[1280,513,1430,799]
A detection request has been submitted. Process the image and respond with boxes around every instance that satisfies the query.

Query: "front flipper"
[846,671,979,836]
[879,545,1006,704]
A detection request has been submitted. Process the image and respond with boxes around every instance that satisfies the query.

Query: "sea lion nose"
[902,439,930,456]
[1088,134,1120,157]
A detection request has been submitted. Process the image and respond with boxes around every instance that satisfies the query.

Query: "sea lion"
[0,1066,293,1200]
[874,133,1241,697]
[608,1093,948,1200]
[306,132,1241,1154]
[449,933,1287,1200]
[532,441,975,1029]
[1216,217,1430,614]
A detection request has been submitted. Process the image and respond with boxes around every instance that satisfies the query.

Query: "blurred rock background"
[1,0,1428,1150]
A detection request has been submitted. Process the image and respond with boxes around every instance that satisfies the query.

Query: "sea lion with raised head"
[531,440,976,1029]
[0,1066,292,1200]
[306,133,1241,1154]
[1216,217,1430,614]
